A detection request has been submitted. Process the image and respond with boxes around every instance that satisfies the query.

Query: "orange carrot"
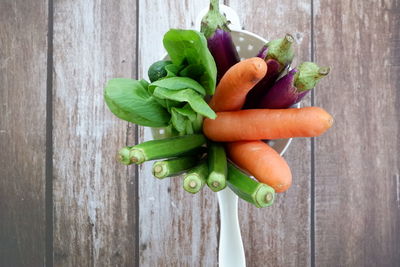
[203,107,334,141]
[227,141,292,193]
[208,57,267,112]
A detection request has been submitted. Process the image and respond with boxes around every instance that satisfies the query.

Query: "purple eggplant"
[257,62,330,109]
[244,34,295,108]
[201,0,240,82]
[256,46,268,59]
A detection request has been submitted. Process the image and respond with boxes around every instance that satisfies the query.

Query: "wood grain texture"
[0,1,48,266]
[227,0,313,266]
[137,1,220,266]
[313,0,400,266]
[52,0,137,266]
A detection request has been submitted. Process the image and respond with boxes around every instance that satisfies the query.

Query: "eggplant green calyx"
[294,62,331,92]
[118,146,133,165]
[201,0,230,38]
[265,33,295,68]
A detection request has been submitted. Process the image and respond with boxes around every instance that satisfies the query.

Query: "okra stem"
[126,134,206,164]
[207,142,227,192]
[227,163,275,208]
[152,155,200,179]
[183,161,209,194]
[118,146,133,165]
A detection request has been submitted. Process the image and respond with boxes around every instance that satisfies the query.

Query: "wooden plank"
[226,0,313,266]
[52,1,138,265]
[137,1,219,266]
[314,0,400,266]
[0,1,48,266]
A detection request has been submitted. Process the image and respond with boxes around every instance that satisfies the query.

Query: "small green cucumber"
[122,134,206,165]
[152,155,200,179]
[148,60,172,82]
[206,141,227,192]
[183,161,209,194]
[227,163,275,208]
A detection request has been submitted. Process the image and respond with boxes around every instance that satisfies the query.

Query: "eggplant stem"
[318,67,330,76]
[210,0,219,12]
[281,33,294,49]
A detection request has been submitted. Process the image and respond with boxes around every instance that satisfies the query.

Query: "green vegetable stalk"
[206,142,227,192]
[118,134,206,165]
[152,155,200,179]
[183,161,209,194]
[227,163,275,208]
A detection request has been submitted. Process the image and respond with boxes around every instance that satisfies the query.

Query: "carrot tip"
[327,116,334,128]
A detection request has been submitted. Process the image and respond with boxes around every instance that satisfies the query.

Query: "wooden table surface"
[1,0,399,266]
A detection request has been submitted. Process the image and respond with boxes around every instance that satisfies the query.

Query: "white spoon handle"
[217,188,246,267]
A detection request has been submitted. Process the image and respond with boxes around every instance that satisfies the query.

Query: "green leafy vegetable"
[185,120,194,134]
[192,113,204,133]
[163,29,217,95]
[153,87,216,119]
[171,108,187,134]
[149,77,206,96]
[165,64,183,78]
[179,64,204,79]
[104,78,170,127]
[172,104,197,121]
[170,105,201,135]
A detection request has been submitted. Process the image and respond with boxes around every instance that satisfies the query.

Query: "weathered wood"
[137,0,219,266]
[52,1,137,266]
[226,0,312,266]
[0,1,48,266]
[314,0,400,266]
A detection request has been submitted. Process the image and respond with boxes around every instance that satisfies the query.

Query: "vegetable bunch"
[104,0,333,208]
[105,29,217,136]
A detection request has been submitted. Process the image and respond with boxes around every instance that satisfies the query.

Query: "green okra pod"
[183,161,209,194]
[227,163,275,208]
[118,134,206,165]
[152,155,200,179]
[206,141,227,192]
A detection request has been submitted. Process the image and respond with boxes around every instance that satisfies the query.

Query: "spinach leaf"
[165,64,183,78]
[104,78,170,127]
[170,108,187,134]
[151,89,181,111]
[172,104,197,121]
[179,64,204,79]
[163,29,217,95]
[191,113,204,133]
[153,87,216,119]
[149,77,206,96]
[185,120,194,134]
